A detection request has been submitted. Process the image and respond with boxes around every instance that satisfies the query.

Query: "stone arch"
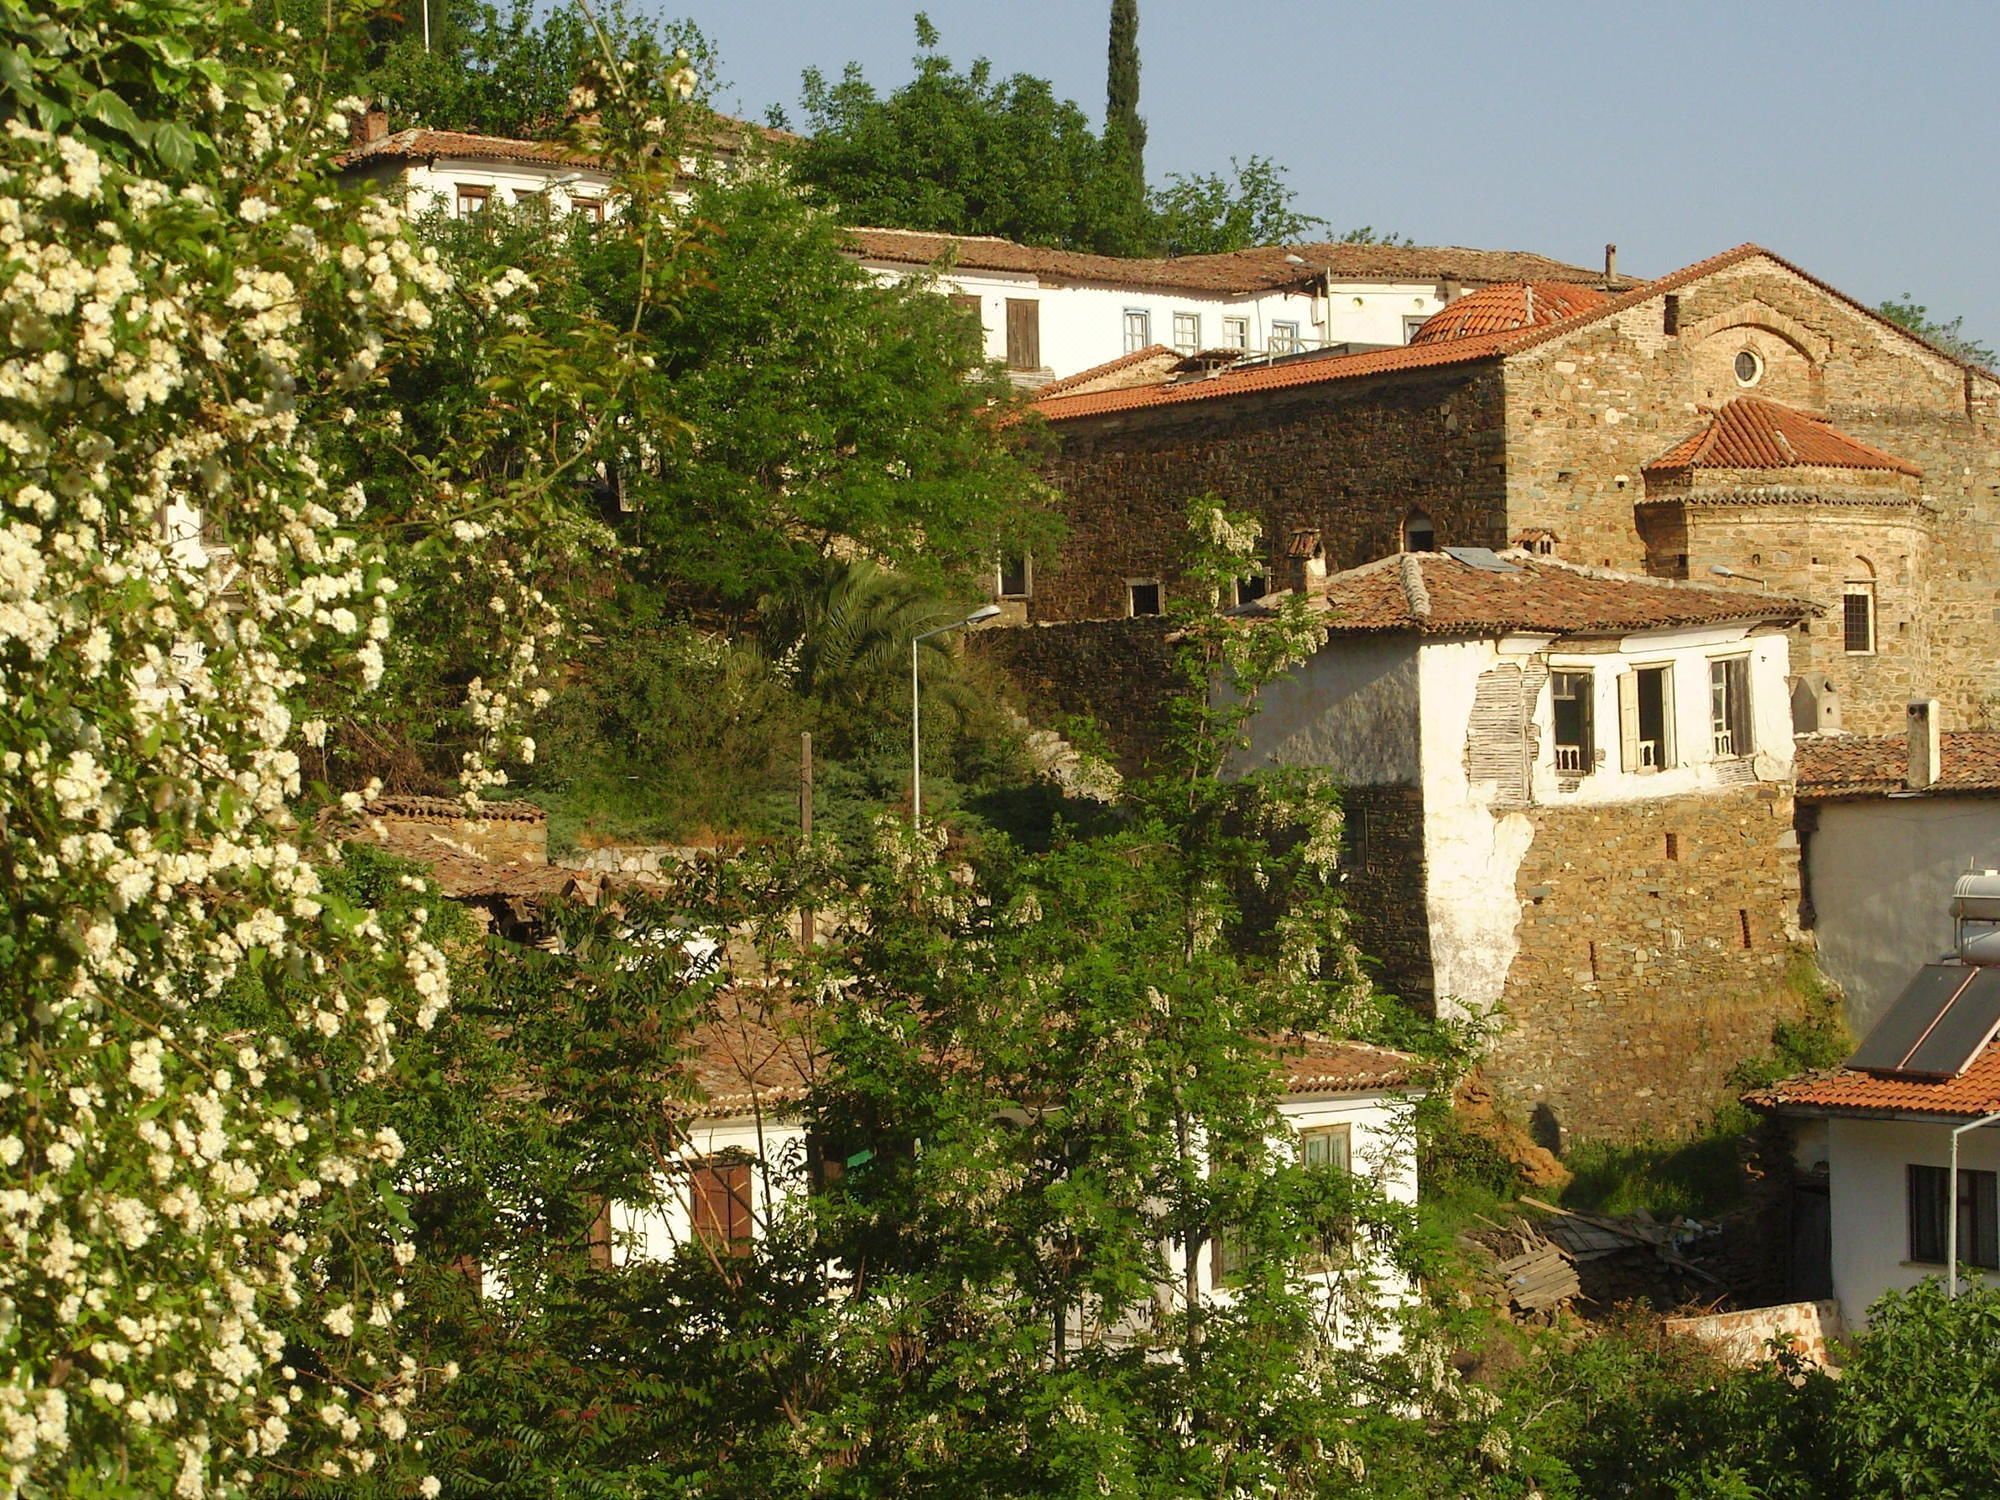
[1685,299,1825,408]
[1402,507,1436,553]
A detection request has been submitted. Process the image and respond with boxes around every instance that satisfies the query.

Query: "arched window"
[1844,560,1876,655]
[1402,509,1436,553]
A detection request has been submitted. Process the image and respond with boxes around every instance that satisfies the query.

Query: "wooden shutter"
[1618,670,1641,773]
[690,1161,753,1256]
[1005,298,1040,371]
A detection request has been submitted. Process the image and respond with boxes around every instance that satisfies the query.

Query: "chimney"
[1604,243,1618,282]
[1282,527,1326,594]
[1908,699,1941,789]
[351,102,389,147]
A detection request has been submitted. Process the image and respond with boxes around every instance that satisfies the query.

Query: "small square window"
[997,554,1031,600]
[1221,316,1250,349]
[1233,573,1268,607]
[1269,320,1302,355]
[1402,315,1428,344]
[1127,579,1163,617]
[1123,309,1151,354]
[1172,311,1201,354]
[1910,1164,1999,1268]
[455,184,490,219]
[573,196,605,223]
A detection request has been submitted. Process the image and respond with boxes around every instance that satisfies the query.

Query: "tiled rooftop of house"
[1406,280,1610,344]
[1029,244,1997,424]
[1031,344,1183,399]
[1794,732,2000,799]
[337,112,792,171]
[1245,548,1814,638]
[686,990,820,1114]
[844,226,1623,297]
[1645,396,1923,478]
[1277,1038,1421,1095]
[1745,1039,2000,1119]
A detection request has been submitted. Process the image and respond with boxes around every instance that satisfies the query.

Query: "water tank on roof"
[1953,870,2000,963]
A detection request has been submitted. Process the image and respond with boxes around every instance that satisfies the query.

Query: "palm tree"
[757,559,979,715]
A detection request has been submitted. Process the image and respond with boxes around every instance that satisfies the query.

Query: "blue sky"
[692,0,1998,352]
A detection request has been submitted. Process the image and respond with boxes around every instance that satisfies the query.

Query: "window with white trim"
[1402,315,1429,344]
[1269,320,1302,354]
[1552,671,1595,777]
[1709,656,1752,758]
[1221,315,1250,349]
[1172,311,1200,354]
[1123,308,1151,353]
[1620,664,1676,772]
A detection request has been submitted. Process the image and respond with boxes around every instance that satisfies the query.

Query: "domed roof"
[1408,281,1610,345]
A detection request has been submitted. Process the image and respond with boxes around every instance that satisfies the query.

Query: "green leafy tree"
[792,16,1148,255]
[1151,155,1330,257]
[1880,291,1997,369]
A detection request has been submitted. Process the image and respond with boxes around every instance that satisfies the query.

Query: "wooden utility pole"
[799,731,815,948]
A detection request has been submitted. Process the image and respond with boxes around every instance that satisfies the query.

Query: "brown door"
[1005,298,1041,371]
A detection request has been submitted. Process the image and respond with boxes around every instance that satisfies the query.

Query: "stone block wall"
[1663,1299,1842,1370]
[1032,366,1508,621]
[1340,785,1433,1010]
[1485,784,1806,1140]
[1637,496,1934,736]
[1502,255,2000,732]
[968,617,1179,770]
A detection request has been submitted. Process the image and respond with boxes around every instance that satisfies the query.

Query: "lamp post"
[911,605,1002,826]
[1948,1108,2000,1298]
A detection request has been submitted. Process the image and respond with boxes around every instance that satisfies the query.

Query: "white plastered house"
[1749,873,2000,1326]
[844,229,1629,386]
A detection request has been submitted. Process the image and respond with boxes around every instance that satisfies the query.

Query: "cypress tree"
[1104,0,1148,245]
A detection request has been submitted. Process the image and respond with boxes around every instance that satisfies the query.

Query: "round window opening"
[1734,349,1763,386]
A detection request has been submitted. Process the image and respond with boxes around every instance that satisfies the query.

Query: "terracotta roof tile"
[845,227,1619,297]
[1408,281,1610,344]
[1795,732,2000,799]
[1244,548,1813,637]
[1031,244,2000,424]
[337,113,791,171]
[1276,1038,1421,1095]
[1746,1038,2000,1119]
[684,991,819,1115]
[1645,397,1922,478]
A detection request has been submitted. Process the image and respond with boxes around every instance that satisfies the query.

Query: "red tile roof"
[1277,1038,1421,1095]
[1031,244,2000,424]
[685,990,820,1115]
[1645,397,1922,478]
[1746,1039,2000,1119]
[337,113,791,171]
[1795,732,2000,799]
[1408,281,1610,344]
[1243,548,1813,637]
[845,227,1620,297]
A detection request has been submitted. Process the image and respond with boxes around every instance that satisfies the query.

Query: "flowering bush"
[0,0,685,1491]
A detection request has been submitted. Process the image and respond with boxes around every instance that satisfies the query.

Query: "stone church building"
[1019,244,2000,739]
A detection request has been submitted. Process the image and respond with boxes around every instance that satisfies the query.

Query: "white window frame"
[1123,308,1152,354]
[1269,320,1302,355]
[1126,578,1164,617]
[1221,315,1250,350]
[1402,314,1429,344]
[996,554,1032,601]
[1620,662,1676,773]
[1709,655,1752,759]
[1172,310,1201,355]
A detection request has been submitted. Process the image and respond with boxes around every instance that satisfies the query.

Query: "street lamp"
[911,605,1002,826]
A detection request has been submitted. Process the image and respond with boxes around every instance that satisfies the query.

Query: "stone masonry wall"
[1033,365,1508,621]
[1637,497,1933,736]
[1485,784,1806,1140]
[968,617,1178,770]
[1339,785,1432,1012]
[1503,255,2000,733]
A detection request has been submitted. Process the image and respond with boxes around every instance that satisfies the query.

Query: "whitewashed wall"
[611,1114,808,1264]
[1415,622,1794,1020]
[347,157,618,219]
[1823,1115,2000,1326]
[1806,795,2000,1032]
[859,262,1446,378]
